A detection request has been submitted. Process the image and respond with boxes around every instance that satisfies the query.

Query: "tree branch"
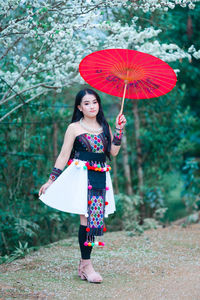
[1,42,53,103]
[0,92,43,122]
[0,82,60,106]
[0,37,22,60]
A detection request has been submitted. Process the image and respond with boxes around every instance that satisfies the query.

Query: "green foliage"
[107,193,164,235]
[159,172,188,222]
[106,193,140,232]
[0,241,33,264]
[143,186,165,209]
[0,88,78,256]
[181,158,200,213]
[181,212,200,228]
[142,218,161,230]
[153,207,168,220]
[1,3,200,258]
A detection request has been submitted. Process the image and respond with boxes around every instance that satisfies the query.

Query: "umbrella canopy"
[79,49,177,100]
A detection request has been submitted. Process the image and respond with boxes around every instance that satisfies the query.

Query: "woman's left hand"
[115,113,127,129]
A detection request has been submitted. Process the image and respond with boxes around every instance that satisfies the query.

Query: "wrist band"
[49,167,62,181]
[112,129,124,146]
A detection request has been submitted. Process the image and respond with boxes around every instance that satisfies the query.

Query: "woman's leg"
[78,215,102,282]
[80,215,87,226]
[78,215,93,260]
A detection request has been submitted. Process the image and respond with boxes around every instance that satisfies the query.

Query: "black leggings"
[78,225,93,259]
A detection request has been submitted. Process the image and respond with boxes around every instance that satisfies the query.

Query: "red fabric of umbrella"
[79,49,177,101]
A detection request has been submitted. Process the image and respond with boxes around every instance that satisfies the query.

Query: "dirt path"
[1,224,200,300]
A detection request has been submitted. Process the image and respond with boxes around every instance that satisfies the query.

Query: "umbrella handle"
[119,82,127,115]
[118,82,127,139]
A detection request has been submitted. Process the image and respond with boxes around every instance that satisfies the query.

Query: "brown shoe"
[79,259,103,283]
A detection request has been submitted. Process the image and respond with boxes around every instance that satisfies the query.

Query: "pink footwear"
[78,259,85,278]
[78,259,81,277]
[79,259,103,283]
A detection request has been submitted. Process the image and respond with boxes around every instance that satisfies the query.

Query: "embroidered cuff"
[49,167,62,181]
[112,129,124,146]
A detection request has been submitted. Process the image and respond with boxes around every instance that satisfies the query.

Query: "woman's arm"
[46,123,75,183]
[109,126,120,157]
[39,123,76,195]
[109,113,127,157]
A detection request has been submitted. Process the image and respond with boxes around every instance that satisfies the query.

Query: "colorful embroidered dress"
[39,131,116,246]
[71,132,109,244]
[75,132,105,153]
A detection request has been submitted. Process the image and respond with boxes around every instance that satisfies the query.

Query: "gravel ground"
[0,224,200,300]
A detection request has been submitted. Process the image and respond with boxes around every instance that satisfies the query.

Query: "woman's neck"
[80,116,102,132]
[82,116,98,125]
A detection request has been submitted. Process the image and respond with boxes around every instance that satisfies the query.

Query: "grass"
[1,224,200,299]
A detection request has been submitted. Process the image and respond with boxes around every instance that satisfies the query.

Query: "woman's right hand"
[38,180,53,197]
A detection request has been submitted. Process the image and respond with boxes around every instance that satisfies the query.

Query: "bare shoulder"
[64,123,76,138]
[69,121,80,128]
[59,123,76,155]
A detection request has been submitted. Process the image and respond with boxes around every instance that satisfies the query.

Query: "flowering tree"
[1,0,200,254]
[0,0,200,121]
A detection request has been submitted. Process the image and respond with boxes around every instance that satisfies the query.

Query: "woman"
[38,88,126,283]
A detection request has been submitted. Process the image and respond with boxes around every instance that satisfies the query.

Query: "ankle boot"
[79,259,103,283]
[78,259,84,278]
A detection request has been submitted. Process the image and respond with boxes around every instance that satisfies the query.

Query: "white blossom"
[0,0,200,120]
[187,45,200,59]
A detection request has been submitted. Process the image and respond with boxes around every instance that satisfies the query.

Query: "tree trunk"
[132,100,145,224]
[187,15,193,39]
[112,156,119,194]
[53,122,58,162]
[121,130,133,195]
[1,232,10,255]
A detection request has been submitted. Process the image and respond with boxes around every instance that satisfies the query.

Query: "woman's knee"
[80,214,87,226]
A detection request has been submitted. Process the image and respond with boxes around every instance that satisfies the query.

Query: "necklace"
[80,117,103,133]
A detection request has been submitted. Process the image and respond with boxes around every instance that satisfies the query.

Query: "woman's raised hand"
[38,180,53,197]
[115,113,127,129]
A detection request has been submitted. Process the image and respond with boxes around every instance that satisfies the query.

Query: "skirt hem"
[39,159,116,215]
[40,199,116,216]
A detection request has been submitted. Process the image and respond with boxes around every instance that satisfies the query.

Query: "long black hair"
[71,88,111,160]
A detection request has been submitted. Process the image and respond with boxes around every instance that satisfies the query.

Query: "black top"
[70,132,108,163]
[71,133,107,189]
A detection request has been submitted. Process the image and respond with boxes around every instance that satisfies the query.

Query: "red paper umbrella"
[79,49,177,114]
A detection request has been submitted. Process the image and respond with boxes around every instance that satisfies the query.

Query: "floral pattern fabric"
[89,194,104,228]
[84,133,104,153]
[76,132,106,154]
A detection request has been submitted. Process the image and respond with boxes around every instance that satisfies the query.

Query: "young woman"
[38,88,126,283]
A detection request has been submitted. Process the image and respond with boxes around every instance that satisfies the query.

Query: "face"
[78,93,99,118]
